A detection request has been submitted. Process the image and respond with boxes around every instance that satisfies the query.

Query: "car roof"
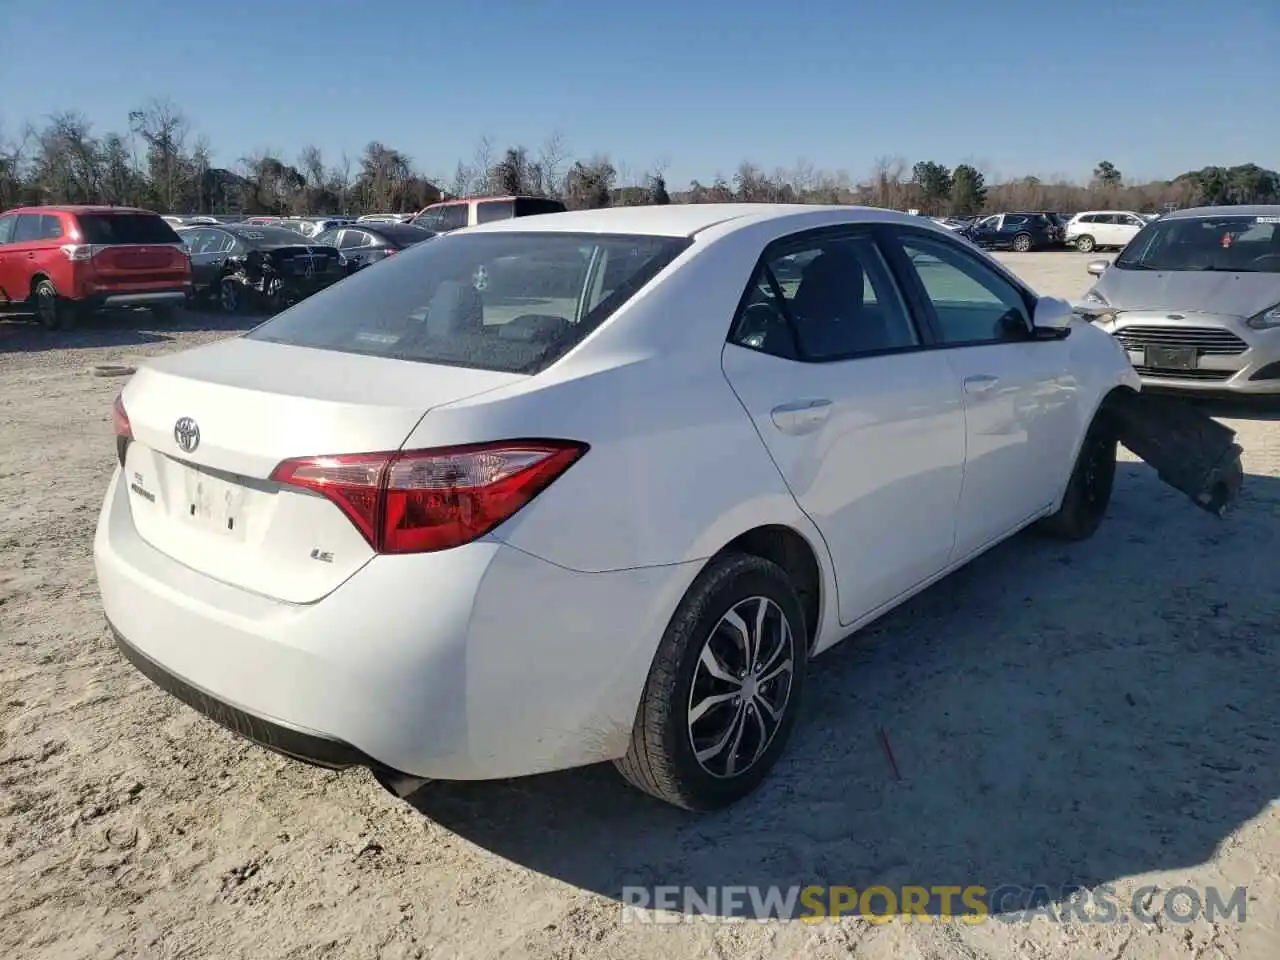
[1159,204,1280,220]
[3,204,156,216]
[463,202,931,238]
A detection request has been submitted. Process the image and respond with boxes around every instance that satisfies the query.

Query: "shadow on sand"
[404,465,1280,918]
[0,305,261,353]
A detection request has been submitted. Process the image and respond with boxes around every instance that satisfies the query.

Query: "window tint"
[0,214,16,244]
[476,200,515,224]
[245,232,690,374]
[898,234,1030,344]
[730,234,919,361]
[514,197,566,217]
[13,214,41,243]
[76,213,181,245]
[414,203,469,232]
[374,224,435,247]
[193,230,232,255]
[312,229,340,247]
[39,214,63,240]
[1004,215,1028,227]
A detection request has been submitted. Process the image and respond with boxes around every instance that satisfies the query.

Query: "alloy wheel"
[686,596,796,779]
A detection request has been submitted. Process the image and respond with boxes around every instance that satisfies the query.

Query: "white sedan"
[94,204,1239,811]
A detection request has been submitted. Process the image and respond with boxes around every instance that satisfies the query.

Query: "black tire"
[615,552,808,811]
[1012,232,1033,253]
[218,277,243,314]
[1036,414,1117,541]
[1075,234,1096,254]
[33,279,76,330]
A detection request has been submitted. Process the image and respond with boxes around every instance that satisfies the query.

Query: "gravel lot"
[1,251,1277,960]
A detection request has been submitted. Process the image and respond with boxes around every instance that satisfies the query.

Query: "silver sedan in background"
[1078,205,1280,394]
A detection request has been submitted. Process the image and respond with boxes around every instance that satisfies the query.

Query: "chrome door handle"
[770,398,832,435]
[963,375,999,394]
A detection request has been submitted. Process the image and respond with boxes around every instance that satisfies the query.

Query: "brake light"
[112,393,133,467]
[61,244,106,261]
[269,440,588,554]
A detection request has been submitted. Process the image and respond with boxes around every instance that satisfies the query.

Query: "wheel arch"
[709,523,829,653]
[29,272,53,297]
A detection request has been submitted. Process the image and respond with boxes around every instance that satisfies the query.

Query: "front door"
[720,228,967,627]
[885,228,1081,558]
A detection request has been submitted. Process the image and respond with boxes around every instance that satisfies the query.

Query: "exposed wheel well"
[719,525,821,650]
[1098,384,1139,429]
[29,274,51,297]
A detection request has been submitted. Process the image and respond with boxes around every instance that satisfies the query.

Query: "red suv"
[0,205,192,328]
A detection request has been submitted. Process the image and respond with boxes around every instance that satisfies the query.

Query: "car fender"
[1056,320,1242,516]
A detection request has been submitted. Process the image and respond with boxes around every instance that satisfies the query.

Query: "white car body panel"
[95,203,1140,783]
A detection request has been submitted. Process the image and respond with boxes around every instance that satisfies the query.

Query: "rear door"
[720,226,967,627]
[0,213,19,304]
[5,214,47,298]
[885,227,1080,558]
[74,212,189,289]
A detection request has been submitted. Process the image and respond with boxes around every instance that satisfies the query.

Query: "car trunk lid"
[119,337,527,602]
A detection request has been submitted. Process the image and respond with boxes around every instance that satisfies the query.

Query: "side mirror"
[1033,296,1073,334]
[1087,259,1110,277]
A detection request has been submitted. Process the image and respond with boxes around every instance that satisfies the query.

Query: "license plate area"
[179,463,247,539]
[1144,346,1198,371]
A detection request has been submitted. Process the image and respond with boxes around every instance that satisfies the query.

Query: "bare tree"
[536,131,568,198]
[471,137,494,195]
[330,152,354,213]
[128,98,190,211]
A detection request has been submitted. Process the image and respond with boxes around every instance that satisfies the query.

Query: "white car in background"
[94,203,1240,811]
[1065,211,1150,253]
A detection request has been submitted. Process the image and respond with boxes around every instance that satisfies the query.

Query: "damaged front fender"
[1102,390,1244,517]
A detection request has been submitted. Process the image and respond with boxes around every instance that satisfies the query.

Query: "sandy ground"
[1,251,1277,959]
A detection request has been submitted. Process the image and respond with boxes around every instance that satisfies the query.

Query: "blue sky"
[3,0,1276,187]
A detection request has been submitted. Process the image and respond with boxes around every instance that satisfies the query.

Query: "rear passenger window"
[0,214,14,244]
[476,200,515,223]
[730,235,920,361]
[39,215,63,240]
[13,214,41,243]
[896,233,1031,344]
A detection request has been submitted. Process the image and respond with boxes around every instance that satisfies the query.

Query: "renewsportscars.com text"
[620,884,1248,924]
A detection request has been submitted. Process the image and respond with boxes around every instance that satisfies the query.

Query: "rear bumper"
[93,468,692,782]
[110,621,424,792]
[85,287,190,309]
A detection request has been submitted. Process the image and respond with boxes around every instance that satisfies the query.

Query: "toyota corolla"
[95,204,1241,811]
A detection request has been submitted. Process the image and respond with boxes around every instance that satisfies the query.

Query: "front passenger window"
[730,236,920,361]
[896,234,1031,345]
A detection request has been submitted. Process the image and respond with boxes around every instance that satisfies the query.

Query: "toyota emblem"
[174,417,200,454]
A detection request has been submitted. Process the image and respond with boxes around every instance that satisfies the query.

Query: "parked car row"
[0,203,443,328]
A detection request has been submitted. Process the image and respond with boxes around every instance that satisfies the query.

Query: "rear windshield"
[227,225,312,247]
[76,213,181,245]
[374,224,436,246]
[1114,215,1280,273]
[246,232,691,374]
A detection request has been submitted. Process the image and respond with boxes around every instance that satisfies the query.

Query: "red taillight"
[61,243,106,261]
[269,440,588,554]
[112,393,133,467]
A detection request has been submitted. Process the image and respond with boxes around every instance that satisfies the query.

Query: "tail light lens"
[61,244,107,261]
[112,393,133,467]
[269,440,588,554]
